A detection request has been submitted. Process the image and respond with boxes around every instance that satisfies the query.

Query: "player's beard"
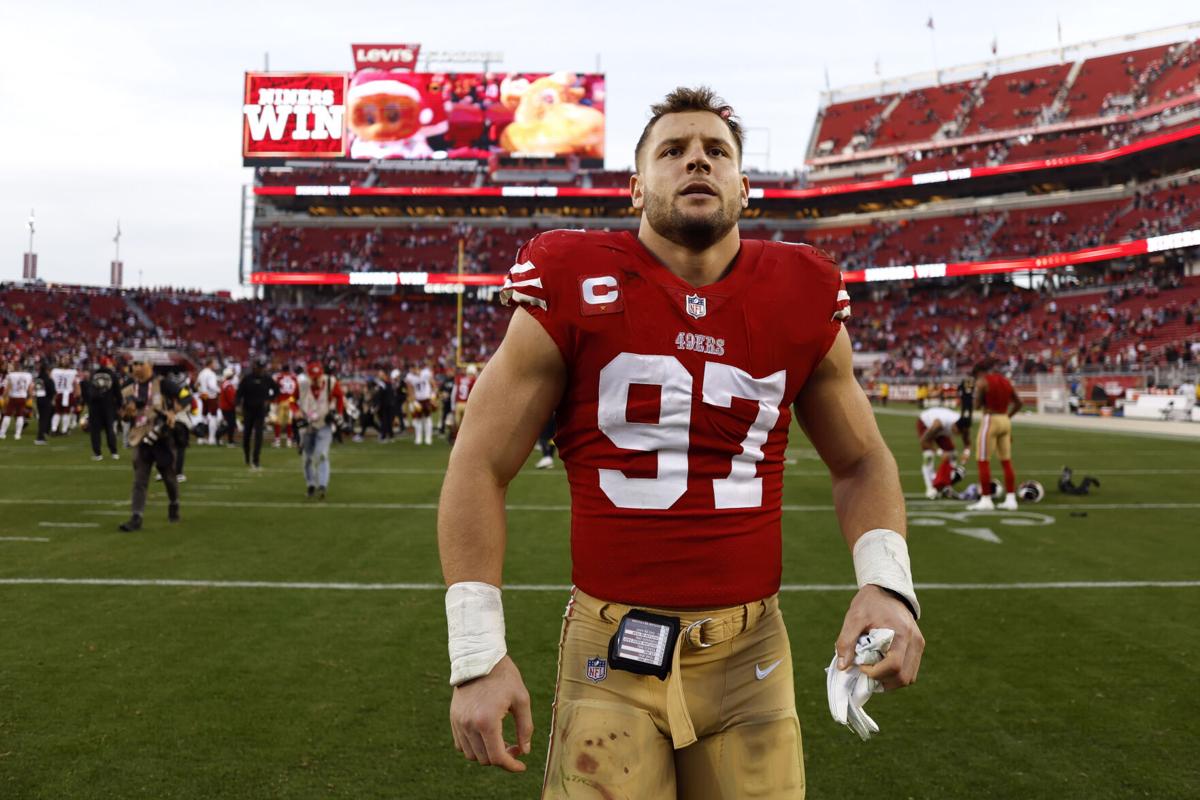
[643,187,741,251]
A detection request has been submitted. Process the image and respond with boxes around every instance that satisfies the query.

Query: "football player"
[273,364,299,447]
[50,357,79,435]
[196,358,221,445]
[448,364,478,444]
[439,87,923,798]
[405,361,437,445]
[967,361,1024,511]
[0,360,34,440]
[916,406,971,499]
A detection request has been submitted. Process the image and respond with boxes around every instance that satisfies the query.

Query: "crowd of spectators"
[854,264,1200,378]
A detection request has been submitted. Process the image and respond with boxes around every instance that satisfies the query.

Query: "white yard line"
[2,464,1198,477]
[37,522,99,528]
[0,578,1195,592]
[0,537,50,543]
[1,498,1197,513]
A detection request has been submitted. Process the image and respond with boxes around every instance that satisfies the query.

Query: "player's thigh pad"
[675,716,804,800]
[544,600,675,798]
[543,699,675,800]
[675,607,803,798]
[990,414,1013,460]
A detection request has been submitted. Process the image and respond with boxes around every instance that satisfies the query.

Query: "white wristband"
[445,581,508,686]
[852,529,921,619]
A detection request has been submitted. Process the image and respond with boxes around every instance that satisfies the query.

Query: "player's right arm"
[438,306,567,773]
[1007,383,1024,417]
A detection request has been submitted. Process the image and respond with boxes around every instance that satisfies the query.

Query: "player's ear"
[630,171,644,210]
[740,173,750,208]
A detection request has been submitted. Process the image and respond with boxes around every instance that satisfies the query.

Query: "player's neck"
[636,222,740,289]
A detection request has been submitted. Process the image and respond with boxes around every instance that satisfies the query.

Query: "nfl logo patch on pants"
[586,656,607,683]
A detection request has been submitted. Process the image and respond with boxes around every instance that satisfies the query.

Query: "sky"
[1,1,1196,293]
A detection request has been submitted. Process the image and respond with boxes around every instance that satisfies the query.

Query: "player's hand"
[449,655,533,772]
[835,584,924,691]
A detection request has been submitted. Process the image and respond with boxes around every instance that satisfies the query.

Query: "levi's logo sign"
[351,43,421,69]
[579,275,623,316]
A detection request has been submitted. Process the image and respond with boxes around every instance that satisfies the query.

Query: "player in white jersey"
[196,359,221,445]
[916,406,970,499]
[1,362,35,440]
[50,361,79,434]
[405,362,437,445]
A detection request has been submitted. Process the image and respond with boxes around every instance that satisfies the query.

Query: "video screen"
[243,71,605,164]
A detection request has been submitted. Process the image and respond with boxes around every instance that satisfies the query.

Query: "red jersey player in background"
[273,365,299,447]
[438,88,924,798]
[448,364,477,444]
[967,361,1024,511]
[218,368,238,446]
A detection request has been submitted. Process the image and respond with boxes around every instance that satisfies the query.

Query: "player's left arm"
[794,326,924,690]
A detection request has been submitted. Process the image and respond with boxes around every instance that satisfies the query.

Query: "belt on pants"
[570,588,777,749]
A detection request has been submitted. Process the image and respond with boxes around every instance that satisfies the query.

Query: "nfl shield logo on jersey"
[586,656,607,683]
[685,294,706,319]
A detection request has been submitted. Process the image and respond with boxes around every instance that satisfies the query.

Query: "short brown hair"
[634,86,744,169]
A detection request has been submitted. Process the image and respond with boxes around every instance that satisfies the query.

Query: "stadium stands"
[1063,44,1172,119]
[853,269,1200,376]
[964,64,1071,134]
[808,36,1200,187]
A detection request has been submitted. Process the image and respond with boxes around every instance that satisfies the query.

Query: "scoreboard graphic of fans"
[242,52,606,165]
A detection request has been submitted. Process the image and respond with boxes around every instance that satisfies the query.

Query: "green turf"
[1,412,1197,799]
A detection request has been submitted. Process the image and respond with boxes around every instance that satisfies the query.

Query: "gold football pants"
[542,588,804,799]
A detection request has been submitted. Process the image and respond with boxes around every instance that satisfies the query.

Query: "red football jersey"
[454,374,475,403]
[275,372,299,402]
[501,230,848,607]
[219,380,237,412]
[982,373,1015,414]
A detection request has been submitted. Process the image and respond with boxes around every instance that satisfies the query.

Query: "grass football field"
[1,410,1197,799]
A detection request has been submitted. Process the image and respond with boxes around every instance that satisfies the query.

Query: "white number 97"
[596,353,785,510]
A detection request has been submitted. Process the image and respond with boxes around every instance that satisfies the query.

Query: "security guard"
[33,359,56,445]
[236,356,278,470]
[86,356,123,460]
[118,358,189,531]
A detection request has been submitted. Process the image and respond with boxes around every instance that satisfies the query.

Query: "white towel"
[825,628,894,741]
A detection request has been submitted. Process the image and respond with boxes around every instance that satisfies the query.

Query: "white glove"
[825,628,894,741]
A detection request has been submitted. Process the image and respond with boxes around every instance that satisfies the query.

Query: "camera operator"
[117,358,190,531]
[236,356,277,471]
[85,355,123,461]
[297,361,344,500]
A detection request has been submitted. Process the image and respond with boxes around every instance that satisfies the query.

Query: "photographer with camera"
[297,360,344,500]
[117,358,190,531]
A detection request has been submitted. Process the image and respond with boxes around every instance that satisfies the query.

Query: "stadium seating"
[808,37,1200,185]
[1063,44,1172,119]
[963,64,1071,134]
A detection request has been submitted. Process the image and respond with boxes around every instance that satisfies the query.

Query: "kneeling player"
[916,406,970,499]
